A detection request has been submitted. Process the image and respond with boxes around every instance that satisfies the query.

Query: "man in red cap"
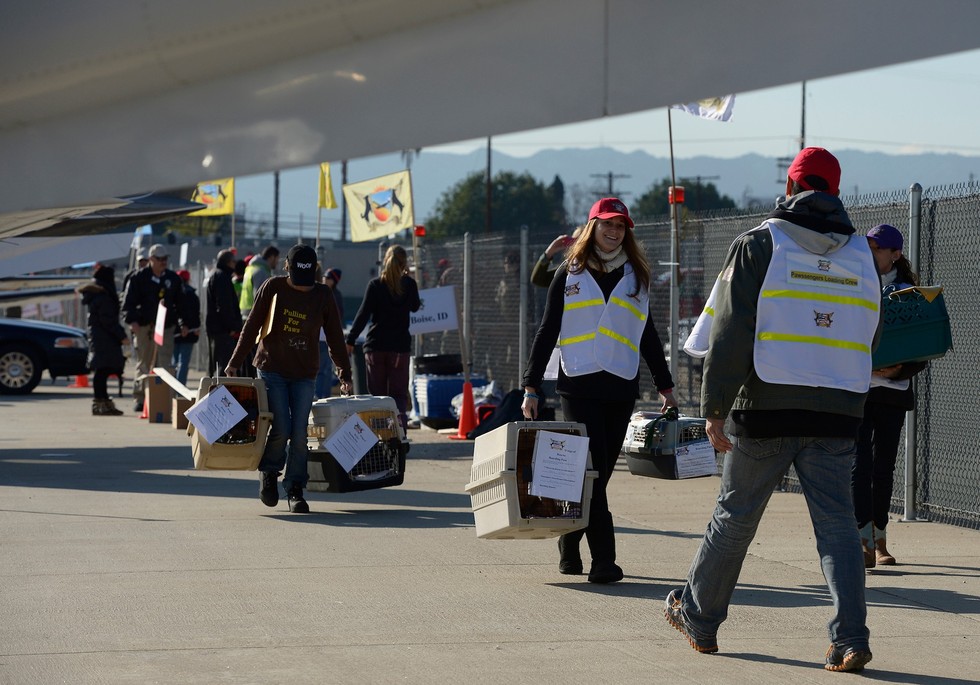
[664,148,881,672]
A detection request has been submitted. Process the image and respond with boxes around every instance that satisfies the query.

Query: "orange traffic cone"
[449,381,477,441]
[69,374,90,388]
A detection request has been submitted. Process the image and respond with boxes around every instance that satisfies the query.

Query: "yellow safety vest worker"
[239,260,270,313]
[754,222,879,393]
[559,263,648,380]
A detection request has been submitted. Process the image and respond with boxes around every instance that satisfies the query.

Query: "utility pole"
[800,81,806,150]
[590,171,630,198]
[273,171,280,241]
[679,175,720,212]
[486,136,492,233]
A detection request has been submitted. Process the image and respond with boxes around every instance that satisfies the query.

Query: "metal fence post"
[903,183,923,522]
[463,232,472,374]
[519,226,529,371]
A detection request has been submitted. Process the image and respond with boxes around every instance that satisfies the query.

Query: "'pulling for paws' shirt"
[230,276,352,383]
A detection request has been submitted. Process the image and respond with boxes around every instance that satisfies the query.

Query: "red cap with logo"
[589,197,634,228]
[787,147,841,195]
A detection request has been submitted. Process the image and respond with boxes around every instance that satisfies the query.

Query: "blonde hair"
[380,245,408,295]
[566,218,650,296]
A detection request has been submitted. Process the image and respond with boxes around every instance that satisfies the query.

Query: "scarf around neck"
[590,245,628,273]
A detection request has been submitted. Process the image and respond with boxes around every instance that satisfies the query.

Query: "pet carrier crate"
[465,421,598,540]
[188,376,273,470]
[622,409,715,480]
[306,395,410,493]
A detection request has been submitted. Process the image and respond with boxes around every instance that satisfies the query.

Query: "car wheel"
[0,344,42,394]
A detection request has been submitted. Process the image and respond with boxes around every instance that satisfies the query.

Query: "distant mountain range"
[236,148,980,236]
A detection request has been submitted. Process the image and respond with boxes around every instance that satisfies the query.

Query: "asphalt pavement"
[1,377,978,684]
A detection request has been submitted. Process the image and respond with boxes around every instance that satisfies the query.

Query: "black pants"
[558,396,636,566]
[851,401,907,530]
[93,367,123,400]
[208,334,237,376]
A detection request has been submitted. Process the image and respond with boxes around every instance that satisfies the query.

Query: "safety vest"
[754,223,880,393]
[239,260,270,312]
[559,264,648,379]
[682,275,720,359]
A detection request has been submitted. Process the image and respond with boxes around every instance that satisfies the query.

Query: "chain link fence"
[7,183,977,528]
[417,184,977,529]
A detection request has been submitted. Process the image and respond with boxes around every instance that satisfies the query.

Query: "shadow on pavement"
[0,446,472,513]
[723,652,979,684]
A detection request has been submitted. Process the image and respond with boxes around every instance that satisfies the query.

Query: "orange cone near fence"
[69,374,89,388]
[448,381,477,441]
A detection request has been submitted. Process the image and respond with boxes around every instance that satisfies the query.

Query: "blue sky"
[235,47,980,236]
[427,47,980,160]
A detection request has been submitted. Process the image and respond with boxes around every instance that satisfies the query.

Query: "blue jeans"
[258,370,316,494]
[314,340,335,399]
[172,342,194,386]
[679,435,869,649]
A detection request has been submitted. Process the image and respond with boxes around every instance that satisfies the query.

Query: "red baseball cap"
[589,197,634,228]
[787,147,841,195]
[176,269,191,282]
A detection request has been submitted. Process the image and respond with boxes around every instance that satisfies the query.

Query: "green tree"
[633,178,736,219]
[425,171,567,239]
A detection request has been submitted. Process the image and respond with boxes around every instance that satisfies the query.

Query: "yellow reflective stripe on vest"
[560,332,596,346]
[757,332,871,353]
[704,305,715,316]
[564,298,605,311]
[598,326,638,352]
[609,296,647,320]
[761,289,879,311]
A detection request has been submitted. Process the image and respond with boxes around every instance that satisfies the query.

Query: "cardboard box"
[172,397,194,429]
[143,375,172,424]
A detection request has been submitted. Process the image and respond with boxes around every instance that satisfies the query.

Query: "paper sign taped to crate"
[153,301,167,345]
[184,385,247,445]
[409,286,458,334]
[675,440,717,479]
[322,413,379,472]
[529,429,590,502]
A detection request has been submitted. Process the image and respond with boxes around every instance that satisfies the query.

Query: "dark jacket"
[345,276,421,353]
[522,262,674,401]
[175,283,201,344]
[78,279,126,371]
[205,264,243,336]
[121,267,184,327]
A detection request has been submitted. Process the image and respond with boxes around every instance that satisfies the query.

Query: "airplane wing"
[1,1,979,216]
[0,194,204,278]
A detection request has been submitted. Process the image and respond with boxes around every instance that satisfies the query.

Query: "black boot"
[558,534,583,575]
[259,472,279,507]
[287,487,310,514]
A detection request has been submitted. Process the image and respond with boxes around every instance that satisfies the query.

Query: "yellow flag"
[342,170,414,242]
[317,163,338,209]
[189,178,235,216]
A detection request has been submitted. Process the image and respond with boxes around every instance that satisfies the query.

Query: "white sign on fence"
[409,285,458,335]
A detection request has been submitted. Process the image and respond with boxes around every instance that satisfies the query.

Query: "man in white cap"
[121,243,185,411]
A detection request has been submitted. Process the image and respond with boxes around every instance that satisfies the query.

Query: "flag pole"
[315,208,322,251]
[667,109,680,380]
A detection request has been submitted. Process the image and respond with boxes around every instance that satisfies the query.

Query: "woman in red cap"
[521,197,676,584]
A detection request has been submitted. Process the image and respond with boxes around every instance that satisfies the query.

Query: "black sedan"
[0,317,89,394]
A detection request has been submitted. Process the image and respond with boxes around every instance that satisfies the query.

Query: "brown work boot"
[874,525,896,565]
[858,522,875,569]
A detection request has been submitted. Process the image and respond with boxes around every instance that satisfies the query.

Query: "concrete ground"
[1,378,978,684]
